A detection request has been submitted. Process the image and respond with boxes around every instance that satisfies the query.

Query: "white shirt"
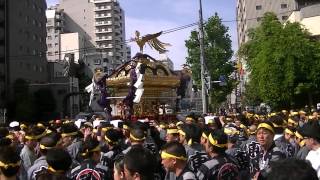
[306,147,320,178]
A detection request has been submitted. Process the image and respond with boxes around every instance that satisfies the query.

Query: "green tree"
[33,88,57,121]
[238,12,320,109]
[8,79,35,121]
[185,13,236,110]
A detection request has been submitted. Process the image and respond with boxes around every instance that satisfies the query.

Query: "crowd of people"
[0,109,319,180]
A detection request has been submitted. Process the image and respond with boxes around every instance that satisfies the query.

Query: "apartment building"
[46,6,64,62]
[0,0,6,110]
[235,0,297,109]
[1,0,48,109]
[158,54,174,70]
[288,0,320,38]
[58,0,128,71]
[237,0,297,46]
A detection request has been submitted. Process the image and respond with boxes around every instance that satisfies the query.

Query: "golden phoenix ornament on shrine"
[133,31,171,54]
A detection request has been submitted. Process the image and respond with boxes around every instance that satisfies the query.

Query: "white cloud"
[125,17,193,69]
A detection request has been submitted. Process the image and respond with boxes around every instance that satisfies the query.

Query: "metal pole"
[70,77,73,118]
[198,0,207,114]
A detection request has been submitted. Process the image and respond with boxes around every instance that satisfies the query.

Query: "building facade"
[0,0,6,111]
[235,0,298,110]
[237,0,297,46]
[158,54,174,70]
[288,0,320,38]
[58,0,128,71]
[46,6,64,62]
[1,0,48,113]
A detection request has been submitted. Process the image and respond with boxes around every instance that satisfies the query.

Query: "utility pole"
[198,0,207,114]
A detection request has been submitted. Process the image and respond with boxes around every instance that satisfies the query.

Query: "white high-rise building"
[58,0,129,69]
[46,6,64,62]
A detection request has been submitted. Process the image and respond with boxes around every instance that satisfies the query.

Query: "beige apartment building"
[46,6,64,62]
[58,0,129,71]
[234,0,320,109]
[235,0,296,109]
[237,0,297,46]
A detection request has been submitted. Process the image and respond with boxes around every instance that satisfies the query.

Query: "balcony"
[95,13,112,19]
[114,6,120,13]
[55,22,62,27]
[113,21,120,27]
[98,44,113,49]
[115,52,122,57]
[95,21,112,26]
[94,5,112,11]
[115,45,121,50]
[94,0,113,4]
[113,13,120,20]
[95,36,112,41]
[95,28,112,33]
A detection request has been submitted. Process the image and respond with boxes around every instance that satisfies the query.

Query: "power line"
[8,22,200,59]
[6,9,297,59]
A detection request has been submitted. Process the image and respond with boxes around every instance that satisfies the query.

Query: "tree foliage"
[33,88,57,120]
[238,12,320,109]
[185,13,236,110]
[7,79,58,121]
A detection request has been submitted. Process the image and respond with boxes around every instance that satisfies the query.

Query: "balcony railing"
[95,28,112,33]
[94,5,112,11]
[95,21,112,26]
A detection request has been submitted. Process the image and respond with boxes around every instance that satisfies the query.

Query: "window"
[58,89,66,95]
[257,17,262,22]
[281,4,287,9]
[94,59,101,65]
[282,16,288,20]
[256,5,262,10]
[47,44,52,48]
[47,36,52,40]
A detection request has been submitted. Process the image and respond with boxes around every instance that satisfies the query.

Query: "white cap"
[74,119,86,129]
[93,119,101,129]
[9,121,19,128]
[110,120,123,128]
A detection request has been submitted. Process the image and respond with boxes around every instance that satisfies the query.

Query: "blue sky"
[46,0,237,69]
